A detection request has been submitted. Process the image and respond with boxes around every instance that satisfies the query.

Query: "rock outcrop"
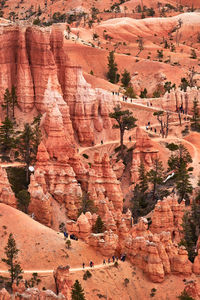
[0,288,65,299]
[0,166,16,207]
[29,142,82,225]
[150,194,185,242]
[54,265,72,299]
[131,127,159,184]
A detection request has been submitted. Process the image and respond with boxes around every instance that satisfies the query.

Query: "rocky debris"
[184,280,200,299]
[0,166,16,207]
[0,287,65,300]
[54,265,72,299]
[131,127,159,184]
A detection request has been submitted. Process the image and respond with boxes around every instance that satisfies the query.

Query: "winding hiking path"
[0,263,115,275]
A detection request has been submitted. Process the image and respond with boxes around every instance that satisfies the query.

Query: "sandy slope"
[0,204,105,270]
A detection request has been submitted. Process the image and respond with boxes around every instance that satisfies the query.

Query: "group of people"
[82,254,126,269]
[145,121,157,134]
[176,104,187,115]
[112,91,120,96]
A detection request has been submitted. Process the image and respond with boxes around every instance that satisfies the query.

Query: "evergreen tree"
[0,117,16,153]
[106,51,120,84]
[11,86,18,119]
[92,215,105,233]
[131,183,141,223]
[181,212,197,262]
[167,143,193,203]
[109,105,137,158]
[2,233,23,289]
[176,163,193,203]
[16,122,41,183]
[124,85,136,98]
[164,81,176,93]
[121,69,131,87]
[147,158,164,201]
[78,192,97,216]
[71,280,86,300]
[138,161,148,195]
[2,88,11,118]
[140,88,147,98]
[191,98,200,132]
[179,77,189,92]
[17,190,30,214]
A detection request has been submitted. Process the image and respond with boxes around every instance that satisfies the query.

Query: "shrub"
[124,278,129,287]
[83,270,92,280]
[82,153,89,159]
[177,290,195,300]
[66,240,71,249]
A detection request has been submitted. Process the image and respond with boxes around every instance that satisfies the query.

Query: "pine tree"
[78,192,97,216]
[147,158,164,201]
[106,51,120,84]
[109,105,137,158]
[2,233,23,289]
[121,69,131,87]
[167,143,192,203]
[140,88,147,98]
[181,212,197,262]
[0,117,16,153]
[71,280,86,300]
[2,88,11,118]
[92,216,105,233]
[16,121,41,183]
[191,98,200,132]
[176,163,193,203]
[11,86,18,119]
[138,161,148,195]
[17,190,30,214]
[131,184,140,223]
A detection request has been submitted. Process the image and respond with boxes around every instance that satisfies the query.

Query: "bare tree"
[136,36,144,56]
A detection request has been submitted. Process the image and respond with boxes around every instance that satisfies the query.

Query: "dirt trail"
[0,262,115,275]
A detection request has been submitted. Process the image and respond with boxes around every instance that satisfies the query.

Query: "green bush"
[83,270,92,280]
[6,167,28,196]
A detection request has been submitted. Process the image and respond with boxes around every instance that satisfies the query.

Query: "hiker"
[112,255,115,262]
[148,121,150,126]
[83,262,85,269]
[108,258,111,264]
[101,140,103,145]
[90,261,93,268]
[116,257,119,262]
[103,259,106,265]
[64,231,68,239]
